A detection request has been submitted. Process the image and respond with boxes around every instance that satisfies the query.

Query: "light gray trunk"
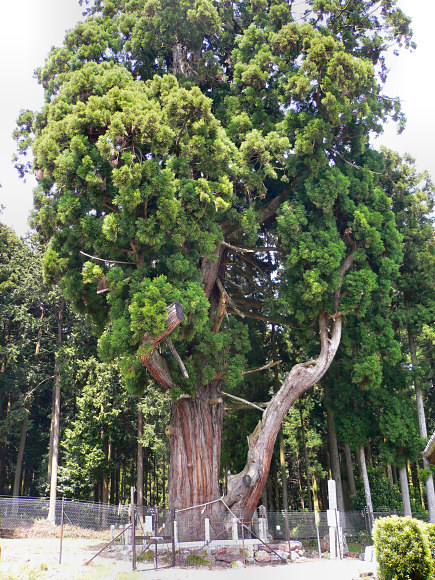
[399,464,412,517]
[344,443,357,497]
[326,405,346,516]
[224,313,343,521]
[408,327,435,522]
[358,446,373,518]
[48,299,64,524]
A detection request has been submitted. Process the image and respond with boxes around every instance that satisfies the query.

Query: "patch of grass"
[185,552,211,566]
[1,563,48,580]
[137,549,154,562]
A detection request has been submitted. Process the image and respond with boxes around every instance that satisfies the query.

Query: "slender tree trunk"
[408,326,435,522]
[299,407,313,511]
[358,446,373,520]
[13,412,29,499]
[312,474,320,511]
[47,389,55,482]
[386,463,394,485]
[279,430,289,512]
[399,464,412,517]
[344,443,357,497]
[296,450,305,509]
[137,406,144,521]
[48,299,64,524]
[326,404,346,516]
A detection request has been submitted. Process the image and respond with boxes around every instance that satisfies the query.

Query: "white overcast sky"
[0,0,434,237]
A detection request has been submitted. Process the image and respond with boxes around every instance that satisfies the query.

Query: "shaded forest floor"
[0,537,377,579]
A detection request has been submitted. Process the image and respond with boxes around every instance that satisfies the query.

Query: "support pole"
[59,496,65,564]
[171,508,176,567]
[131,486,136,571]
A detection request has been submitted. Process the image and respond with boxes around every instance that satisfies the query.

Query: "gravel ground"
[0,538,377,579]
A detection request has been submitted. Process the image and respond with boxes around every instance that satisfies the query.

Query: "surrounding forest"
[1,0,434,527]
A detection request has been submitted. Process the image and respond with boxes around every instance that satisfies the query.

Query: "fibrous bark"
[168,383,224,538]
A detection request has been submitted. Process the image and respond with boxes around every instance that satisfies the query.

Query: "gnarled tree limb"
[138,301,184,389]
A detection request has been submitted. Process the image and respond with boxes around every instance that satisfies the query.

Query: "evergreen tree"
[15,0,412,521]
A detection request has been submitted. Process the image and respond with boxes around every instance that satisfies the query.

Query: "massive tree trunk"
[408,326,435,522]
[168,381,224,537]
[139,245,348,529]
[223,313,342,521]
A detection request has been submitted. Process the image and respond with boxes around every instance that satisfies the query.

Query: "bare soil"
[0,537,377,580]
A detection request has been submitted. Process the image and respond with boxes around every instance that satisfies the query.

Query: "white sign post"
[327,479,343,559]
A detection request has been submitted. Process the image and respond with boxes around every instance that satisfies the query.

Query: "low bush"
[373,515,435,580]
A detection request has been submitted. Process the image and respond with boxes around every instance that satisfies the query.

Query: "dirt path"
[0,538,377,579]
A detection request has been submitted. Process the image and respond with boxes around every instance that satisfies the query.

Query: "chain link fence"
[0,496,165,533]
[0,495,411,543]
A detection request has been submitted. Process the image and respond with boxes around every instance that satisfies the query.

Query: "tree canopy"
[13,0,427,518]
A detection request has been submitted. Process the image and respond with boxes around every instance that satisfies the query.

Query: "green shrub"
[425,522,435,554]
[185,552,210,566]
[373,515,435,580]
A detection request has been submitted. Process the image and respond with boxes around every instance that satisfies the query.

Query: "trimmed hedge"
[373,515,435,580]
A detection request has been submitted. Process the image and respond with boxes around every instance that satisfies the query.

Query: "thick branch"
[224,311,343,519]
[138,302,184,389]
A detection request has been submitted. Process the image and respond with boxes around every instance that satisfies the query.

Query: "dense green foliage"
[373,516,435,580]
[13,0,414,399]
[2,0,433,515]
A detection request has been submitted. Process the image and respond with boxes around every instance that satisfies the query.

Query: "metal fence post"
[131,487,136,571]
[59,496,65,564]
[171,508,176,567]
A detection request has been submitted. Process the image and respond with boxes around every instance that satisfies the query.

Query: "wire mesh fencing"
[0,496,130,532]
[0,495,417,544]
